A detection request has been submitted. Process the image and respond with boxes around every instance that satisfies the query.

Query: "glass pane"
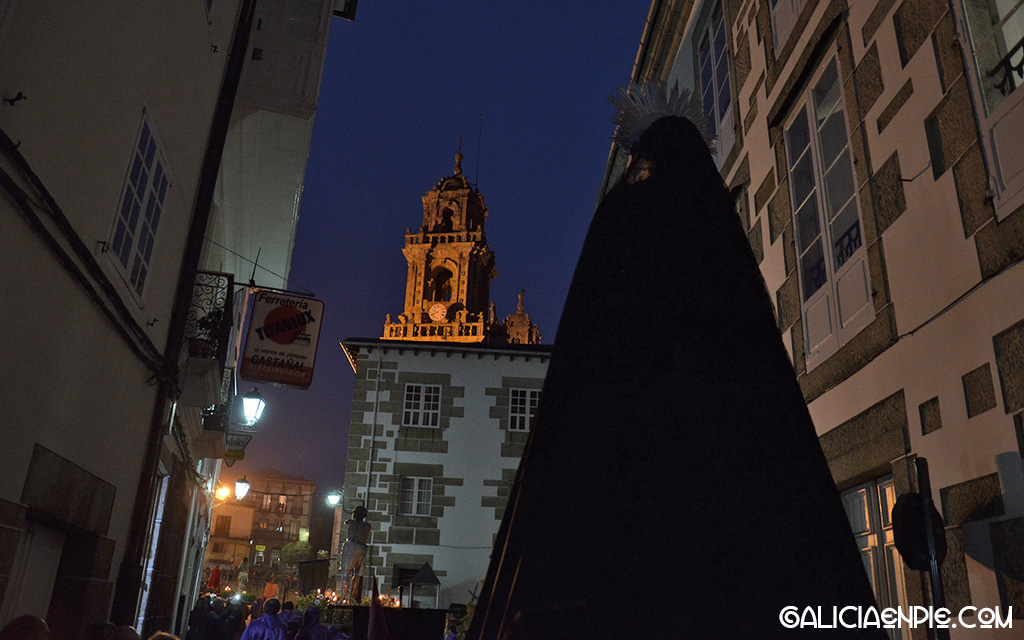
[800,239,826,300]
[786,112,811,167]
[878,477,896,528]
[818,111,848,169]
[824,152,856,217]
[795,198,820,253]
[813,61,841,123]
[842,488,871,535]
[830,201,862,269]
[718,79,731,121]
[791,153,816,208]
[713,19,727,61]
[966,0,1024,113]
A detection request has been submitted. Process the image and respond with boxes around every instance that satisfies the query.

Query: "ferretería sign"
[240,290,324,389]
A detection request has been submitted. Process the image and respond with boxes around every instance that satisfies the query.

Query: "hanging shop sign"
[240,290,324,389]
[226,433,253,451]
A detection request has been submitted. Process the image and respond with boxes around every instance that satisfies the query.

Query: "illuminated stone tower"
[383,151,539,343]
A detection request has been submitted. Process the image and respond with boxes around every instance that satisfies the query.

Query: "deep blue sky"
[225,3,651,491]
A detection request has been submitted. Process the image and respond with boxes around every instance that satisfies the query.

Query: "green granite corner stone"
[954,144,995,238]
[893,0,947,67]
[754,168,776,214]
[994,318,1024,414]
[962,363,997,418]
[851,43,884,123]
[941,526,972,610]
[747,217,764,265]
[919,396,943,435]
[940,473,1004,525]
[975,201,1024,278]
[818,390,909,487]
[768,177,791,243]
[415,528,440,546]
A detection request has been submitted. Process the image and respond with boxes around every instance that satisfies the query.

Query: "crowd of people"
[0,597,333,640]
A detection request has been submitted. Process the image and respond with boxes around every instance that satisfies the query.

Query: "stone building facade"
[340,339,550,609]
[612,0,1024,635]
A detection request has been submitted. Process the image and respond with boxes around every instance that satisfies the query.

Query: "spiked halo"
[608,80,716,152]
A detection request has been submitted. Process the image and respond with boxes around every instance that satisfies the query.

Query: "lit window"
[399,477,432,516]
[262,494,272,510]
[697,1,733,155]
[278,495,287,513]
[841,477,907,621]
[785,56,872,368]
[110,115,168,297]
[956,0,1024,217]
[509,389,540,431]
[403,384,441,427]
[770,0,809,50]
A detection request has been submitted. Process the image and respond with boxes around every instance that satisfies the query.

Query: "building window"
[254,550,265,564]
[841,476,906,637]
[403,384,441,427]
[214,515,231,537]
[399,477,432,516]
[770,0,809,50]
[956,0,1024,217]
[289,521,299,538]
[262,494,272,510]
[212,542,225,553]
[278,495,288,513]
[697,1,734,155]
[509,389,540,431]
[258,519,268,531]
[785,56,872,368]
[110,115,168,297]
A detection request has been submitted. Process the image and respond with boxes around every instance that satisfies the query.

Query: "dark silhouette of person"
[340,506,370,602]
[0,615,48,640]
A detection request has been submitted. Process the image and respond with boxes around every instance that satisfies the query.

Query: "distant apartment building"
[340,155,550,608]
[0,1,347,636]
[609,0,1024,635]
[241,469,317,569]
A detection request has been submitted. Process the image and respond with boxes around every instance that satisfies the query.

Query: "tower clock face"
[428,303,448,322]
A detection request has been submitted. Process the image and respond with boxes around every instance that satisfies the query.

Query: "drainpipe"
[111,0,258,624]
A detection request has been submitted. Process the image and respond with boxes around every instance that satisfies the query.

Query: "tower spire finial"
[518,283,525,313]
[454,136,464,175]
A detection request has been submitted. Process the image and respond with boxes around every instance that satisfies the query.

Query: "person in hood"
[294,606,329,640]
[239,598,285,640]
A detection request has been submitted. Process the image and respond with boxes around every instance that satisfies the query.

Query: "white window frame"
[841,476,907,639]
[109,113,169,299]
[770,0,809,51]
[403,383,441,427]
[784,54,874,370]
[953,0,1024,219]
[509,388,540,431]
[696,0,735,162]
[399,477,432,517]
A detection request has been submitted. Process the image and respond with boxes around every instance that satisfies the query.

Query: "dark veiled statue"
[467,84,885,639]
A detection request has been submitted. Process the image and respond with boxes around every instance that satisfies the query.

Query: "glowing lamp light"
[241,388,266,426]
[326,492,341,507]
[235,476,250,500]
[215,485,231,501]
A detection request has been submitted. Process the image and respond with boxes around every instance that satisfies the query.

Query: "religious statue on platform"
[339,505,370,603]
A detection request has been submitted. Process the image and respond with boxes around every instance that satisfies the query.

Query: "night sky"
[223,3,652,493]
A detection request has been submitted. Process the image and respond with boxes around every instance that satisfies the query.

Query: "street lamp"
[241,388,266,426]
[326,492,341,507]
[235,476,251,500]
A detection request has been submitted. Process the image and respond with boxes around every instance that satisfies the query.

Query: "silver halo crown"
[608,80,716,152]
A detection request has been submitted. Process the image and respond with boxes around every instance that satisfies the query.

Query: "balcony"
[180,270,234,410]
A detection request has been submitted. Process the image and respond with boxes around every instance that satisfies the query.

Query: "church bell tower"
[383,151,499,342]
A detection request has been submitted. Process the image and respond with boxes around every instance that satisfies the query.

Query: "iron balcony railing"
[184,269,234,365]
